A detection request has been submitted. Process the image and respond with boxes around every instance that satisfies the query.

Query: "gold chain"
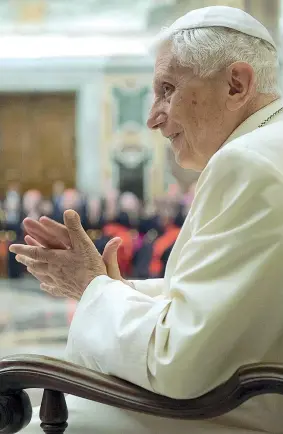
[258,107,283,128]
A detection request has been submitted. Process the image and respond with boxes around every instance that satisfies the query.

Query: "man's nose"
[147,110,167,130]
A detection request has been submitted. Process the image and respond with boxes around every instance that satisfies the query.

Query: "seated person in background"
[3,182,22,232]
[149,208,181,278]
[22,190,42,222]
[138,202,164,237]
[10,6,283,434]
[134,199,187,278]
[133,201,166,278]
[84,198,104,232]
[40,199,54,220]
[51,180,65,217]
[159,207,189,277]
[102,193,140,276]
[52,188,85,225]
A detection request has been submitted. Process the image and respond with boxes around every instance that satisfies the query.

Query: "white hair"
[154,26,280,95]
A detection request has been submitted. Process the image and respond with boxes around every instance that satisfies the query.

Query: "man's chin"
[175,154,202,172]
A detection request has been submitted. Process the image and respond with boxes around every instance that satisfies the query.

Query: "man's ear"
[226,62,256,111]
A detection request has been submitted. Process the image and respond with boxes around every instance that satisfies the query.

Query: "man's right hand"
[23,216,131,286]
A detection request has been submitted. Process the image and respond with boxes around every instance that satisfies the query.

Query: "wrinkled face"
[147,43,233,171]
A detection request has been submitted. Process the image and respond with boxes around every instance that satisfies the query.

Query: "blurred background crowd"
[0,180,196,280]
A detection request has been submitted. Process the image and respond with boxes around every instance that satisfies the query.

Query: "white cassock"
[25,99,283,433]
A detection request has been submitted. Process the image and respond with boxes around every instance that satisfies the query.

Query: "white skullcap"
[159,6,276,49]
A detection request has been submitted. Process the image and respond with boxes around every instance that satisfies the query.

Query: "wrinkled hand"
[23,214,131,286]
[9,210,108,300]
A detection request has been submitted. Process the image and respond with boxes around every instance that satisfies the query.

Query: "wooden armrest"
[1,355,283,433]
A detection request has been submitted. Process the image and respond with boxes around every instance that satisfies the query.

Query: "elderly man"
[10,5,283,434]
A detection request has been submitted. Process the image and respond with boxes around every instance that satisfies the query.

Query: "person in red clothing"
[149,208,181,277]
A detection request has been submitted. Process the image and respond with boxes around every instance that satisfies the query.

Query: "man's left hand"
[9,210,107,300]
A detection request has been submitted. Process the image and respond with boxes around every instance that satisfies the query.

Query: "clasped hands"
[9,210,126,300]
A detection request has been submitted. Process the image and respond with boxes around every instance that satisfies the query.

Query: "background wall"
[0,0,281,200]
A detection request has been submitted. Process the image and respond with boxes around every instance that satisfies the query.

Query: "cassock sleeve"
[130,278,164,297]
[66,146,283,399]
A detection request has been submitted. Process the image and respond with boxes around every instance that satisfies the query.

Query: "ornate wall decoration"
[112,86,150,129]
[100,69,167,201]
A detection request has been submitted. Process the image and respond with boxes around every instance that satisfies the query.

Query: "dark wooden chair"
[1,355,283,434]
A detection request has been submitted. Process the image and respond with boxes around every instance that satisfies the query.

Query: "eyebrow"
[155,73,174,83]
[153,74,175,90]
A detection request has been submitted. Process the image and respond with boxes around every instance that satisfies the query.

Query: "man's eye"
[163,84,173,96]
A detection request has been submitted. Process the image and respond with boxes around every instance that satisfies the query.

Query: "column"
[75,76,104,196]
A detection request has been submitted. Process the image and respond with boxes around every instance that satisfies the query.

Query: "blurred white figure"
[86,197,102,228]
[61,189,82,212]
[40,199,54,218]
[118,191,141,225]
[104,188,119,221]
[52,180,65,208]
[4,182,21,225]
[22,190,42,220]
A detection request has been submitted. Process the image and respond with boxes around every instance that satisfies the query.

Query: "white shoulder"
[190,144,283,235]
[222,121,283,173]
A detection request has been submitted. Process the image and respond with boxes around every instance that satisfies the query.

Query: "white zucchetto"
[160,6,276,49]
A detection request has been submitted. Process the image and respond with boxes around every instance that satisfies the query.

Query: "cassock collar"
[223,97,283,146]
